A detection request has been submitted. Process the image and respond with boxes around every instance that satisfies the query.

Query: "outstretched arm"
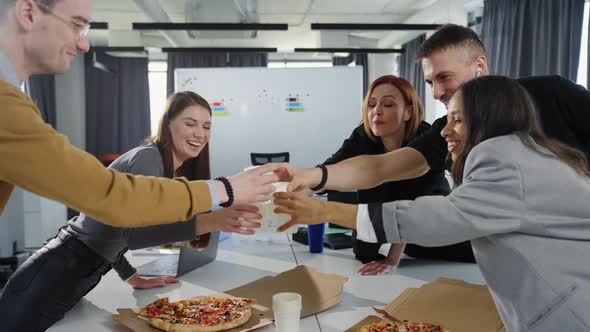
[281,118,450,192]
[282,147,430,192]
[0,90,280,227]
[360,140,524,247]
[112,255,180,289]
[274,192,358,231]
[124,205,262,250]
[277,138,525,248]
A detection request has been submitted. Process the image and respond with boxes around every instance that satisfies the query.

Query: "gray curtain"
[229,52,268,67]
[354,54,369,96]
[25,74,57,128]
[167,52,268,95]
[166,52,226,96]
[481,0,585,80]
[332,53,369,95]
[85,49,151,156]
[399,34,426,106]
[332,55,352,66]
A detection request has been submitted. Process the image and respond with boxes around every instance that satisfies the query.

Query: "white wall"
[0,189,24,257]
[368,53,396,85]
[56,55,86,150]
[22,55,86,248]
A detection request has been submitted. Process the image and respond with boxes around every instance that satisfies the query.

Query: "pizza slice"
[359,321,451,332]
[139,297,183,320]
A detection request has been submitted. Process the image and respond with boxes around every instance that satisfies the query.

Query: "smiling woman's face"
[169,104,212,164]
[441,91,466,162]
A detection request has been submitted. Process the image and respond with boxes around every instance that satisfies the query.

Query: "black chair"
[250,152,290,165]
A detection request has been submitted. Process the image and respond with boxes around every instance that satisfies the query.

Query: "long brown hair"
[147,91,212,181]
[362,75,425,143]
[451,76,589,186]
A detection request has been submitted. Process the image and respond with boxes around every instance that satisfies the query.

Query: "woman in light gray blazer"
[274,76,590,332]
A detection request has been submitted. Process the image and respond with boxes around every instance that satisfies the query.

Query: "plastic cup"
[307,223,325,253]
[272,292,302,332]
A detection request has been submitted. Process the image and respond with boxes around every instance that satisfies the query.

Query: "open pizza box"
[346,278,506,332]
[113,265,348,331]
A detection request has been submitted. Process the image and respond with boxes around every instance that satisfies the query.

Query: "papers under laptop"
[136,232,220,277]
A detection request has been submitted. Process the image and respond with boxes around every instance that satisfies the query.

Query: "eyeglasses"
[34,0,91,39]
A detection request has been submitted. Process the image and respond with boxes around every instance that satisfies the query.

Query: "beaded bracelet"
[310,164,328,192]
[215,177,234,208]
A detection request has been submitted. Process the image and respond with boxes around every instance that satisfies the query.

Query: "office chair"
[97,153,122,167]
[250,152,290,165]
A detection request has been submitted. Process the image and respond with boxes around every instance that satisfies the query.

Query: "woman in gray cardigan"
[274,76,590,331]
[0,91,263,331]
[66,90,263,290]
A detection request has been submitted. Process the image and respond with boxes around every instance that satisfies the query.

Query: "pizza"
[359,321,450,332]
[139,296,254,332]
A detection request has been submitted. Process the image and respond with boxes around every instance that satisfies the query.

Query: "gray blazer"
[66,144,199,280]
[370,135,590,332]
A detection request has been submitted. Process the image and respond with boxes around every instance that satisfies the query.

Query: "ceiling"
[88,0,483,54]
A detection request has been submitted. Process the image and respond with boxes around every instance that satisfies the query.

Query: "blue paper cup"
[307,223,325,253]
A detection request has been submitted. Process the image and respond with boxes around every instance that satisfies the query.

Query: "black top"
[409,75,590,171]
[323,121,451,204]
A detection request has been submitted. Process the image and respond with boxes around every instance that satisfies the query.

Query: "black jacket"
[323,121,451,204]
[325,123,474,264]
[410,75,590,171]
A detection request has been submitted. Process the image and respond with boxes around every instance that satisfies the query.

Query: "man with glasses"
[0,0,283,329]
[0,0,280,231]
[35,0,91,39]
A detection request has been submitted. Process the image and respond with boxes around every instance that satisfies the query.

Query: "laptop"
[136,232,220,277]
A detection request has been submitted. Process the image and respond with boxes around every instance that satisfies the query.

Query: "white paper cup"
[274,312,300,332]
[271,182,296,233]
[272,293,302,332]
[272,292,302,311]
[243,166,297,233]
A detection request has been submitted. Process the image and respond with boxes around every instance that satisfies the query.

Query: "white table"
[49,232,484,331]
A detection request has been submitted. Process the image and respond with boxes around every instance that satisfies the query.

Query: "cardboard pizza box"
[344,315,384,332]
[226,264,348,319]
[113,265,348,331]
[349,278,506,332]
[112,307,272,332]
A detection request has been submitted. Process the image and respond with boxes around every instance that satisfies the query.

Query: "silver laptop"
[136,232,220,277]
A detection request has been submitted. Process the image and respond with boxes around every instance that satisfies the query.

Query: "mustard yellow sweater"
[0,79,212,227]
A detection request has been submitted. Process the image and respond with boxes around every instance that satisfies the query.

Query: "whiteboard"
[175,67,363,177]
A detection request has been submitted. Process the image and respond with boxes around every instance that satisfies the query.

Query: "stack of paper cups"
[272,292,302,332]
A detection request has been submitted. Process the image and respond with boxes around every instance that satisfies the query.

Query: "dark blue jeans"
[0,230,111,331]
